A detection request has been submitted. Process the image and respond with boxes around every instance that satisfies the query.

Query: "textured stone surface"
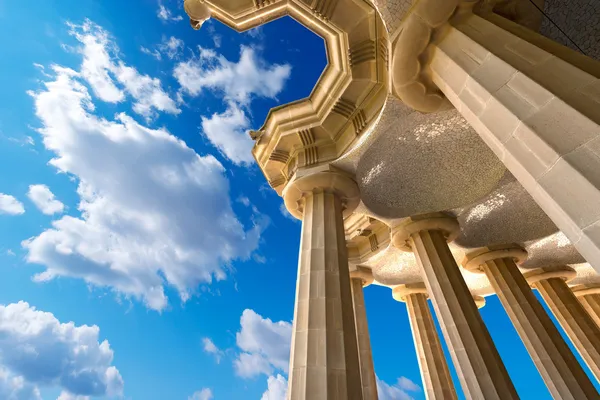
[471,252,598,398]
[402,291,457,399]
[540,0,600,61]
[430,13,600,269]
[356,107,506,219]
[407,229,518,399]
[533,275,600,383]
[371,0,412,36]
[351,278,378,400]
[452,172,558,248]
[288,190,362,400]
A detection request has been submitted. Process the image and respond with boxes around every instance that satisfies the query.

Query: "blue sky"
[0,1,597,399]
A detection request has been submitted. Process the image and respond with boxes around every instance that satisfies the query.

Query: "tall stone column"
[427,11,600,269]
[526,267,600,383]
[393,283,457,400]
[392,213,518,399]
[573,285,600,329]
[349,267,378,400]
[464,246,598,399]
[283,165,363,400]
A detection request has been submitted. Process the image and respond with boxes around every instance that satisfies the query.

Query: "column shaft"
[429,12,600,268]
[350,278,377,400]
[288,190,362,400]
[580,295,600,329]
[410,229,518,399]
[534,277,600,382]
[482,259,597,399]
[405,292,457,400]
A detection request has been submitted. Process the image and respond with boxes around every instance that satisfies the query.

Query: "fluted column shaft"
[580,295,600,329]
[394,283,457,400]
[465,248,598,399]
[393,215,518,400]
[287,188,362,400]
[531,271,600,383]
[350,275,377,400]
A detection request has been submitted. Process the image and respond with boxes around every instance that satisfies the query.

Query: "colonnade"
[283,165,600,399]
[280,6,600,400]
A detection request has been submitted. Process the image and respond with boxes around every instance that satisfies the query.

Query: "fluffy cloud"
[0,302,123,399]
[0,194,25,215]
[200,103,254,164]
[141,36,185,61]
[174,46,290,104]
[234,309,291,378]
[202,338,224,364]
[68,20,180,119]
[377,376,421,400]
[174,46,290,164]
[24,32,264,310]
[27,185,65,215]
[157,4,184,22]
[188,388,213,400]
[260,375,287,400]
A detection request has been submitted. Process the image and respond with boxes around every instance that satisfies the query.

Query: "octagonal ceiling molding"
[345,213,391,266]
[185,0,389,195]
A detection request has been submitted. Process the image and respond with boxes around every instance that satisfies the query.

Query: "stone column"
[464,246,598,399]
[349,267,378,400]
[283,165,363,400]
[392,213,518,399]
[525,267,600,383]
[573,285,600,329]
[428,11,600,269]
[393,283,457,400]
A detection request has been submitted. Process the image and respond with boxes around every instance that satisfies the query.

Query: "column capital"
[350,266,374,287]
[572,284,600,298]
[463,244,527,273]
[282,164,360,220]
[392,283,428,302]
[524,266,576,286]
[184,0,211,30]
[391,213,459,252]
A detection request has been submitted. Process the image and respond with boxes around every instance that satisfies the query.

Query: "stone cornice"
[346,213,391,266]
[185,0,389,195]
[391,0,477,112]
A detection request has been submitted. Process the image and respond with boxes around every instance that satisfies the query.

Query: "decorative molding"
[269,150,290,164]
[298,129,315,146]
[268,176,286,188]
[304,147,319,166]
[254,0,275,9]
[332,98,356,119]
[313,0,338,20]
[350,39,376,66]
[352,109,367,135]
[379,40,389,64]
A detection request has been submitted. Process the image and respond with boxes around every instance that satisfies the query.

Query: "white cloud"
[68,20,180,119]
[279,203,297,222]
[159,36,184,59]
[201,103,254,165]
[202,338,224,364]
[174,46,291,105]
[158,4,184,22]
[27,184,65,215]
[6,250,16,256]
[188,388,213,400]
[141,46,162,61]
[0,301,123,399]
[57,392,89,400]
[377,376,421,400]
[24,54,264,310]
[173,46,290,165]
[0,194,25,215]
[234,309,291,378]
[260,375,287,400]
